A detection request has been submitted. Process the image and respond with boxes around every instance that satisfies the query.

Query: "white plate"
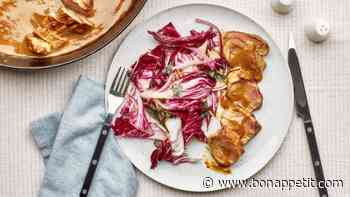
[106,3,294,192]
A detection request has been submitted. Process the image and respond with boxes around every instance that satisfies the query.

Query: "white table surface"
[0,0,349,197]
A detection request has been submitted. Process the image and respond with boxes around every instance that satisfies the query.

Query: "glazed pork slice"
[220,106,261,145]
[223,31,269,57]
[223,31,269,82]
[31,7,96,34]
[208,127,244,167]
[25,34,51,55]
[52,7,96,34]
[62,0,95,17]
[54,7,95,27]
[225,80,263,112]
[33,27,68,49]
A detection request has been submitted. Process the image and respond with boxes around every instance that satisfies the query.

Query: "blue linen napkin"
[30,76,138,197]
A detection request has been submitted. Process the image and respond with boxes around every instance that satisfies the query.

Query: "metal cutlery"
[80,67,130,197]
[288,33,328,197]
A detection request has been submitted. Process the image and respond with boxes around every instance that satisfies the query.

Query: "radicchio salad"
[112,19,269,174]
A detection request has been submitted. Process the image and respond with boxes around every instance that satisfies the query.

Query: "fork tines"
[110,67,130,97]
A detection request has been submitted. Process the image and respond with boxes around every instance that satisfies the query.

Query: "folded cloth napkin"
[30,76,138,197]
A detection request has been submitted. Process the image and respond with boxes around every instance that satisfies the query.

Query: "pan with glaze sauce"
[0,0,146,69]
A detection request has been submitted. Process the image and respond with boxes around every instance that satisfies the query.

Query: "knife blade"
[288,33,328,197]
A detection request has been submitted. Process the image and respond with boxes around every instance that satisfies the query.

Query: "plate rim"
[107,3,295,192]
[0,0,147,71]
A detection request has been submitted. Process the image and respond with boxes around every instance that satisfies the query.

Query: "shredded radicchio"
[148,22,216,48]
[112,90,154,138]
[112,20,227,169]
[150,139,197,169]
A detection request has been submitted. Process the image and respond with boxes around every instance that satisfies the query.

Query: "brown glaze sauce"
[228,47,263,82]
[204,159,231,175]
[229,47,255,68]
[14,9,103,56]
[0,10,101,57]
[0,0,133,57]
[203,145,233,174]
[0,0,16,16]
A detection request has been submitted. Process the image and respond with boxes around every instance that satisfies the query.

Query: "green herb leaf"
[200,111,209,119]
[202,101,209,111]
[171,83,183,97]
[146,107,159,120]
[165,63,173,74]
[214,72,224,81]
[209,70,225,81]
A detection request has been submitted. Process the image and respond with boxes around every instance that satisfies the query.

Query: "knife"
[288,33,328,197]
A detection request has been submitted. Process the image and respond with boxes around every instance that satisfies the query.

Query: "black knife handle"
[80,116,112,197]
[303,119,329,197]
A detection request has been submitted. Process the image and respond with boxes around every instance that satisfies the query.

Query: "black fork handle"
[80,115,112,197]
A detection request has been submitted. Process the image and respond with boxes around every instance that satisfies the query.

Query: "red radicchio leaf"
[175,110,207,145]
[130,23,181,92]
[156,99,203,112]
[112,118,153,138]
[140,72,215,100]
[148,23,216,48]
[173,47,211,70]
[158,99,208,145]
[195,18,224,57]
[130,46,170,92]
[155,22,181,38]
[170,47,228,73]
[198,57,229,72]
[150,139,195,169]
[207,92,218,114]
[112,90,153,138]
[171,72,215,100]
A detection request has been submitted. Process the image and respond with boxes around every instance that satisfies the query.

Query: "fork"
[80,67,130,197]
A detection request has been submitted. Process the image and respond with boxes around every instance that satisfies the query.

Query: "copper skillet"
[0,0,146,71]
